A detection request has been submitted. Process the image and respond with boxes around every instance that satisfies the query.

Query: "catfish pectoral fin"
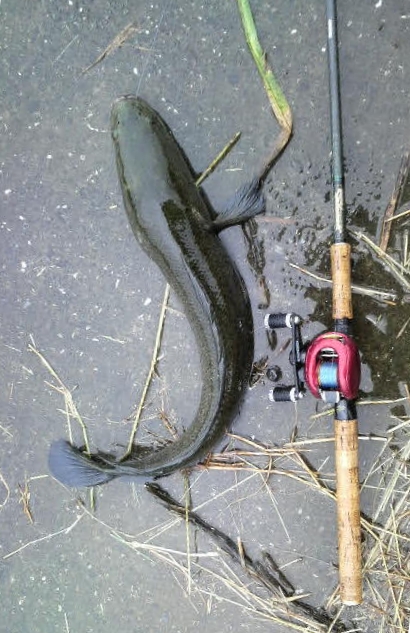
[212,177,265,231]
[48,440,117,487]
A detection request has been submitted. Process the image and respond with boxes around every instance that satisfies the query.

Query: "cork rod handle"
[334,418,362,605]
[331,243,353,320]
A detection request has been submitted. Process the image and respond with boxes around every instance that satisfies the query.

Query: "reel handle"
[268,386,299,403]
[264,312,300,330]
[335,417,362,605]
[264,313,304,401]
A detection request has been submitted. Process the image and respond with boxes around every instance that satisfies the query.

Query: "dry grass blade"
[353,231,410,292]
[201,434,382,545]
[0,471,10,510]
[310,398,408,422]
[124,283,170,457]
[396,315,410,339]
[289,262,397,304]
[183,473,194,595]
[28,338,90,452]
[383,203,410,224]
[18,481,34,524]
[3,513,84,560]
[195,132,241,187]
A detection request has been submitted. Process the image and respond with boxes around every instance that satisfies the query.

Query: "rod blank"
[326,0,345,243]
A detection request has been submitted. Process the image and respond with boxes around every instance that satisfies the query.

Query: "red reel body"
[304,332,361,401]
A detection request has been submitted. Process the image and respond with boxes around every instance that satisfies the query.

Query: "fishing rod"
[264,0,362,605]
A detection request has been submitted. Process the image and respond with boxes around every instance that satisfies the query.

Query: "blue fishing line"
[318,361,338,390]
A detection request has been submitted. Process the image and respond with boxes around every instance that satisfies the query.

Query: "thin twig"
[81,23,141,74]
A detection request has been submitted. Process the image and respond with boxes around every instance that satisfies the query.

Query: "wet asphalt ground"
[1,1,410,631]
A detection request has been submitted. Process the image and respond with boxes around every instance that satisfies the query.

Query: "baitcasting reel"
[264,312,361,404]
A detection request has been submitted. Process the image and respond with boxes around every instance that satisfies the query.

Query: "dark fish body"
[49,96,258,487]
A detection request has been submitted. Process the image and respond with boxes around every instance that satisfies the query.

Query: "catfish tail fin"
[48,440,117,488]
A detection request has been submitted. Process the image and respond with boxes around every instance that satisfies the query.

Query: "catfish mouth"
[110,94,154,134]
[111,94,152,114]
[112,93,136,106]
